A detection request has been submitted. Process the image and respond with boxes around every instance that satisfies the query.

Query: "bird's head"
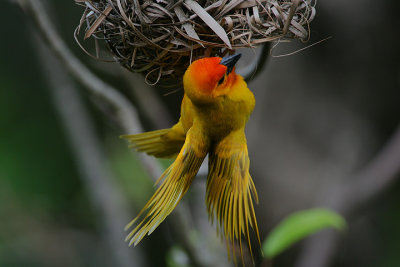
[183,54,242,103]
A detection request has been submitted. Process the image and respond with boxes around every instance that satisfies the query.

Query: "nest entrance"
[76,0,316,86]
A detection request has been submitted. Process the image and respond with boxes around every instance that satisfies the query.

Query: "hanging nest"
[75,0,316,86]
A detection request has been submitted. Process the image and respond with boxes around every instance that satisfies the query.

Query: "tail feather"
[125,129,208,246]
[206,131,260,264]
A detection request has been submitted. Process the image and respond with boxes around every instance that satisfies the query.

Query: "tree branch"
[15,0,217,266]
[239,43,271,82]
[296,124,400,267]
[121,69,174,129]
[343,124,400,210]
[33,33,148,267]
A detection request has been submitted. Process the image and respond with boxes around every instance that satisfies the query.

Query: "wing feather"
[121,122,186,158]
[125,128,208,246]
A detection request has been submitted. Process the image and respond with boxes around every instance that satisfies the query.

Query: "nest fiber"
[76,0,316,85]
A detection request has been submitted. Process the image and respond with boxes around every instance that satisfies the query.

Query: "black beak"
[220,53,241,75]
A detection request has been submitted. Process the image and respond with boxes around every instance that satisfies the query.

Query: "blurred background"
[1,0,399,267]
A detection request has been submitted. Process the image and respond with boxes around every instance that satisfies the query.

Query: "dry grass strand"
[75,0,316,85]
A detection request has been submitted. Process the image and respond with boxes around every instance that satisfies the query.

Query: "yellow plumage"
[123,54,260,264]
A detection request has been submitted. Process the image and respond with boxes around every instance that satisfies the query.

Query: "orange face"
[184,57,236,95]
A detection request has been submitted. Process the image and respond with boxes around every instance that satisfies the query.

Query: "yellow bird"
[123,54,260,262]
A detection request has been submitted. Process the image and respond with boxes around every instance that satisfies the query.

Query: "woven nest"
[76,0,316,86]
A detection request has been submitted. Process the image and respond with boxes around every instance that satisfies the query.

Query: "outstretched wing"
[125,127,208,246]
[206,130,260,263]
[121,122,186,158]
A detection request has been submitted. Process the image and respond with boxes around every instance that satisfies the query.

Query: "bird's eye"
[218,75,225,85]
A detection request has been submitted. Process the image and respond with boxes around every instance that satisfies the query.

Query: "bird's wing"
[121,122,186,158]
[125,127,208,246]
[206,130,260,262]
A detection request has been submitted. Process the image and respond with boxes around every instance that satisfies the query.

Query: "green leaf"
[262,208,346,259]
